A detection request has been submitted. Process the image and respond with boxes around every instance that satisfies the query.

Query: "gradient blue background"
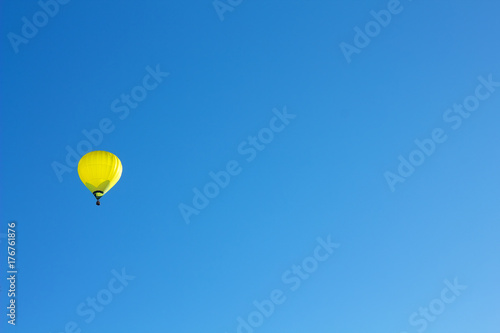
[1,0,500,332]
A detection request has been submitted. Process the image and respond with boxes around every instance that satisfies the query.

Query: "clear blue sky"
[1,1,500,332]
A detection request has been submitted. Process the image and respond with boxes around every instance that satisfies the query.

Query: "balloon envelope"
[78,151,122,199]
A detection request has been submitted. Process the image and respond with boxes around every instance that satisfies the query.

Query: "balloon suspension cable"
[93,191,103,206]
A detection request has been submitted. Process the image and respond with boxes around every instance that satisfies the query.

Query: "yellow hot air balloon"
[78,151,122,205]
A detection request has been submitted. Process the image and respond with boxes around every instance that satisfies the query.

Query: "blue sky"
[1,0,500,332]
